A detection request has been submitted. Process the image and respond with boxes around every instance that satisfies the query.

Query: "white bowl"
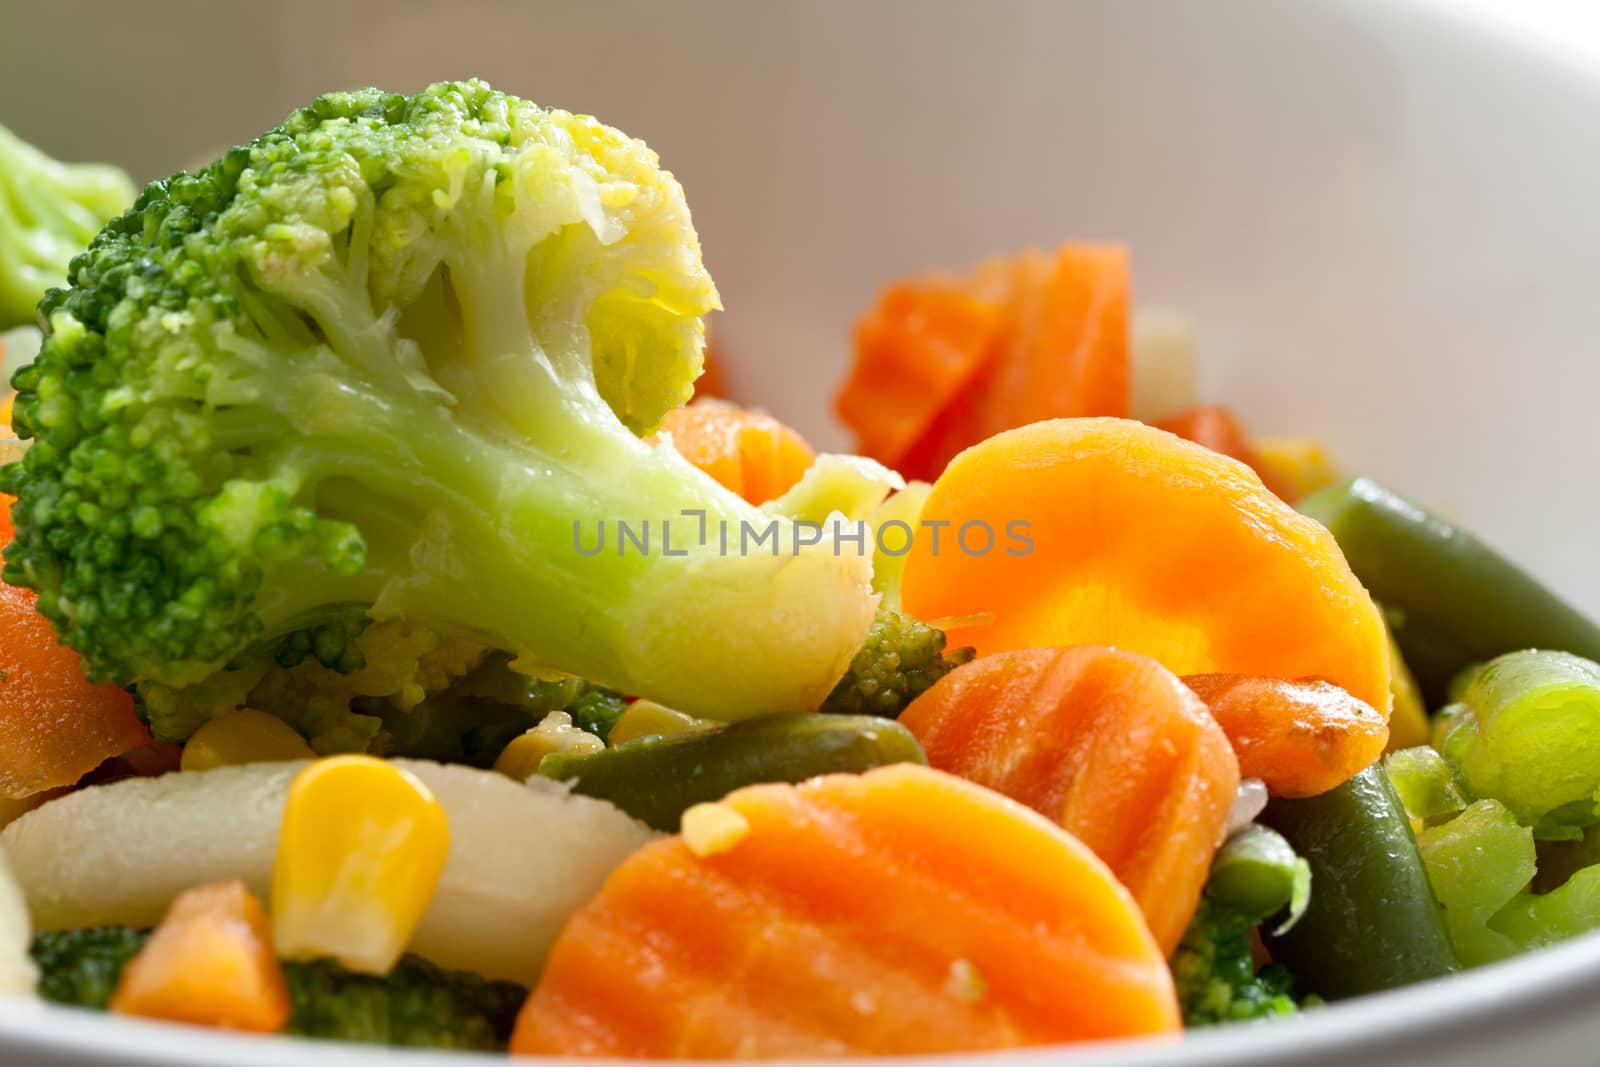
[3,0,1599,1064]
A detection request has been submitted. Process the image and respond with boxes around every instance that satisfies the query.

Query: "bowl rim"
[0,927,1598,1066]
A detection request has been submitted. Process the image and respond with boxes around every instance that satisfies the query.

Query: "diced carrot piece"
[694,338,730,400]
[0,497,152,799]
[512,764,1179,1058]
[837,282,1001,469]
[899,647,1238,953]
[1183,674,1388,798]
[110,880,290,1033]
[652,403,814,505]
[0,391,13,434]
[901,418,1392,717]
[1156,405,1294,501]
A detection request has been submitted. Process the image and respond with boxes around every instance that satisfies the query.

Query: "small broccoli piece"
[376,652,620,765]
[31,928,526,1051]
[0,124,136,329]
[138,617,490,752]
[283,955,526,1051]
[1,81,874,725]
[1171,897,1310,1026]
[819,609,974,718]
[31,927,146,1009]
[566,687,629,741]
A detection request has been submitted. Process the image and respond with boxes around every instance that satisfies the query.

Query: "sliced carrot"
[110,880,290,1032]
[0,495,152,799]
[899,646,1238,953]
[512,764,1178,1058]
[901,418,1392,716]
[1183,674,1388,798]
[897,244,1130,481]
[652,403,815,505]
[694,338,729,400]
[1156,404,1294,501]
[840,244,1130,481]
[836,281,1001,469]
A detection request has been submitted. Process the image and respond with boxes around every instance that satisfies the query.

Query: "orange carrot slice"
[0,496,152,799]
[901,417,1392,715]
[896,244,1130,481]
[1156,405,1293,501]
[837,282,1001,470]
[652,403,815,505]
[110,880,291,1032]
[899,646,1238,953]
[839,244,1130,482]
[1184,674,1389,798]
[0,391,13,434]
[512,764,1178,1058]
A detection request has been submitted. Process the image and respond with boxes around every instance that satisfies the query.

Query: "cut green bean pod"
[1261,765,1459,999]
[1415,799,1535,966]
[1299,478,1600,704]
[1443,650,1600,834]
[1384,746,1466,824]
[539,713,926,831]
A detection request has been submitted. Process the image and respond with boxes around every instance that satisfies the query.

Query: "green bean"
[1299,478,1600,704]
[539,712,926,831]
[1261,765,1459,999]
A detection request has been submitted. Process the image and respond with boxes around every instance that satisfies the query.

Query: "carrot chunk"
[0,497,152,799]
[836,282,1001,470]
[512,764,1179,1058]
[652,403,814,505]
[901,417,1392,716]
[1184,674,1389,798]
[839,244,1130,482]
[110,880,290,1033]
[899,646,1238,953]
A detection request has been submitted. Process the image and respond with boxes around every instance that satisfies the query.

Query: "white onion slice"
[0,760,656,985]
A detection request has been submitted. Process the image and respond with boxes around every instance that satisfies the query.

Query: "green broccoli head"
[0,81,875,720]
[819,608,974,718]
[1170,897,1309,1027]
[31,928,525,1051]
[0,124,136,329]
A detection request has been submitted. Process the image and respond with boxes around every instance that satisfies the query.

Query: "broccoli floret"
[566,686,629,740]
[31,926,145,1009]
[137,617,490,751]
[282,954,526,1051]
[819,609,974,717]
[31,928,525,1051]
[0,80,874,724]
[376,651,621,764]
[0,124,136,329]
[1171,897,1309,1026]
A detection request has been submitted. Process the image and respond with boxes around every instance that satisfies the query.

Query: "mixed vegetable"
[0,79,1596,1058]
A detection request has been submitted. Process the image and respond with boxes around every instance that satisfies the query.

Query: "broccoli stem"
[217,264,870,719]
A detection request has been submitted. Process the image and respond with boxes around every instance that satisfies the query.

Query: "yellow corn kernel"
[607,700,706,745]
[1254,437,1342,502]
[180,709,315,772]
[272,756,449,976]
[494,712,604,781]
[681,802,750,857]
